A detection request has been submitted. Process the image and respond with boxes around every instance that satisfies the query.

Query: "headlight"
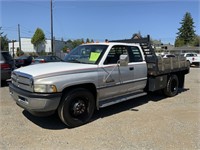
[34,84,57,93]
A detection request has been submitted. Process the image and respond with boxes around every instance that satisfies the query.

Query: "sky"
[1,0,200,44]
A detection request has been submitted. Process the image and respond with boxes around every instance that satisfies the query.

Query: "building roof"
[172,46,200,51]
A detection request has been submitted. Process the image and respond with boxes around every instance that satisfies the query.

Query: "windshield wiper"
[67,59,82,63]
[66,59,93,64]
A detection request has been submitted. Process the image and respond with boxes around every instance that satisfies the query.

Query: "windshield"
[64,44,108,64]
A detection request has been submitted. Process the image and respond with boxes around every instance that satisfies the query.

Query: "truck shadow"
[190,65,200,68]
[22,110,67,129]
[93,92,165,119]
[92,88,189,120]
[22,88,189,130]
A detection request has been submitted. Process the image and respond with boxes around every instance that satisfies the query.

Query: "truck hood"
[14,62,98,78]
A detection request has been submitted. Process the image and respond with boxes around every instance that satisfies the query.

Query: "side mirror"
[119,54,129,66]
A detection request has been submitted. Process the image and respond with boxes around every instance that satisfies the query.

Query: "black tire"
[58,88,95,128]
[163,75,179,97]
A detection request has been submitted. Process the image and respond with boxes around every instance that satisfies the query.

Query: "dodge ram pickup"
[9,35,190,128]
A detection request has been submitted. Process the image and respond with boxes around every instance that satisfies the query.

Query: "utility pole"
[18,24,21,51]
[50,0,54,55]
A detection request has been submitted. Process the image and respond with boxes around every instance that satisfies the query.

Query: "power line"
[1,26,17,31]
[19,1,49,9]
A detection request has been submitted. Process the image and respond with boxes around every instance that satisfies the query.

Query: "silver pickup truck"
[9,36,190,128]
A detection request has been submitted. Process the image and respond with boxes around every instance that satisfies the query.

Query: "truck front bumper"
[9,83,62,113]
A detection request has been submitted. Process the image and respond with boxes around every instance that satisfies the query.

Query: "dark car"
[32,55,63,64]
[1,51,14,81]
[15,55,33,68]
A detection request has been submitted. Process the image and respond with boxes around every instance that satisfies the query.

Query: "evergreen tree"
[175,12,196,46]
[192,35,200,47]
[81,38,85,44]
[86,38,90,43]
[174,38,185,47]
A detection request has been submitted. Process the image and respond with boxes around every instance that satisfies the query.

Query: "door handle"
[129,67,134,71]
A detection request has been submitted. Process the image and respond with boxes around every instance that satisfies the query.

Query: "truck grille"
[11,71,33,92]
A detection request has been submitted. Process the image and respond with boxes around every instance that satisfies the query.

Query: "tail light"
[32,60,35,63]
[0,63,11,70]
[40,60,45,63]
[19,60,24,63]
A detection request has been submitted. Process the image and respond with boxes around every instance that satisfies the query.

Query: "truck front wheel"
[163,75,179,97]
[58,88,95,128]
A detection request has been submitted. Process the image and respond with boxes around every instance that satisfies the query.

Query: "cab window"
[104,46,128,64]
[128,46,143,62]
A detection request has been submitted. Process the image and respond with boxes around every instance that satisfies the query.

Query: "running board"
[99,91,147,108]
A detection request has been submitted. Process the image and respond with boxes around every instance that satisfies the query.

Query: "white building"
[8,38,66,56]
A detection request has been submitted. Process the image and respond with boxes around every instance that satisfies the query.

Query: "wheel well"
[62,83,97,102]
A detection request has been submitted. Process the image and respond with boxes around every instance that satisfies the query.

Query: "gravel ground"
[0,68,200,150]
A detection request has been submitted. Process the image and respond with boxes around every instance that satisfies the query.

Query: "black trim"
[9,83,62,99]
[110,35,150,44]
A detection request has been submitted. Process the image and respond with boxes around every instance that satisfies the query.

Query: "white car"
[181,53,200,66]
[162,54,176,58]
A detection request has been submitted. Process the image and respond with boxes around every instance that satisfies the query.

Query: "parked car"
[0,51,14,81]
[161,54,176,58]
[181,53,200,66]
[15,55,33,68]
[32,55,63,64]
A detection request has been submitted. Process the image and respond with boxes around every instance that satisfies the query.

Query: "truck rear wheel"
[58,88,95,128]
[187,60,191,66]
[163,74,179,97]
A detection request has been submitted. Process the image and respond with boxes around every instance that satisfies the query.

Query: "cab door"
[120,46,147,93]
[97,45,147,102]
[97,45,124,101]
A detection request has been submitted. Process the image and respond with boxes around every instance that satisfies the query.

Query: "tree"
[31,28,46,52]
[62,45,68,52]
[86,38,90,43]
[71,39,83,49]
[16,47,24,56]
[175,12,196,47]
[81,38,84,44]
[192,35,200,47]
[0,27,9,51]
[174,38,185,47]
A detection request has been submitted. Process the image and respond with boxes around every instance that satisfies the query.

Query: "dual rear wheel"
[163,74,179,97]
